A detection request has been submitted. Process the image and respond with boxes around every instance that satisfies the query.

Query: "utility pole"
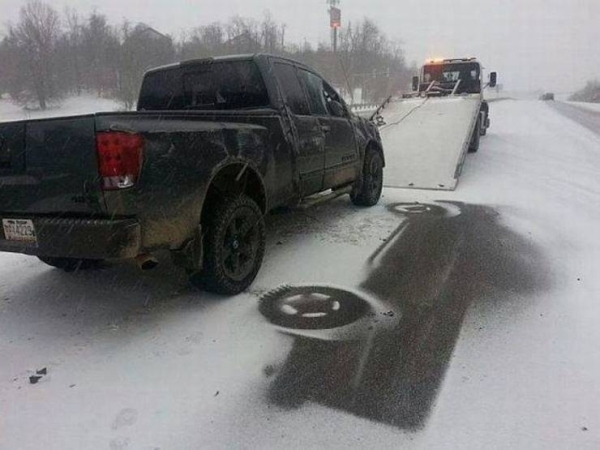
[327,0,341,53]
[333,25,338,54]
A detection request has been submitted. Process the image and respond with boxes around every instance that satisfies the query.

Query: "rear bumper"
[0,216,141,260]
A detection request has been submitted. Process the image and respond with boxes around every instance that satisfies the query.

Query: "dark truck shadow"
[259,201,553,430]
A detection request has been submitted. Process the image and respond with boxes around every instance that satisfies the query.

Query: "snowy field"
[1,98,600,449]
[0,95,122,122]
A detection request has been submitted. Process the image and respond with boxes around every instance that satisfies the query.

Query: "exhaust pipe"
[135,253,158,271]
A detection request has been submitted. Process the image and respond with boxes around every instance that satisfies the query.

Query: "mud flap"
[171,225,203,272]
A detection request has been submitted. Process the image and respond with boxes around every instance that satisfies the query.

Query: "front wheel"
[38,256,103,272]
[192,194,266,295]
[351,147,384,207]
[468,117,481,153]
[480,113,489,136]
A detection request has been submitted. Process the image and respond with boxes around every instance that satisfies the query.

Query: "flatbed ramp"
[380,96,481,190]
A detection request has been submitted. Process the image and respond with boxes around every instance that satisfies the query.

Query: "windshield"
[423,62,481,84]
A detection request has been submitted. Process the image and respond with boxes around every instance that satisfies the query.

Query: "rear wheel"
[191,194,266,295]
[38,257,102,272]
[351,147,383,207]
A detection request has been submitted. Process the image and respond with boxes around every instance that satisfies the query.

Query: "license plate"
[2,219,37,244]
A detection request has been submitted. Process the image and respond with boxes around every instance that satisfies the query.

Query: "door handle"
[321,125,332,133]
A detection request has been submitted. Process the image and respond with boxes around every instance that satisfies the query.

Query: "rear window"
[137,68,185,111]
[183,61,269,110]
[137,61,270,111]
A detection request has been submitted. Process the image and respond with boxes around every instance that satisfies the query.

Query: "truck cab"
[412,57,497,137]
[414,58,496,97]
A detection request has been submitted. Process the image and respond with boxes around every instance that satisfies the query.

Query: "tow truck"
[380,58,497,190]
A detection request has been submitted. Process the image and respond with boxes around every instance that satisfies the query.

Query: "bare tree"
[80,12,120,96]
[117,24,175,109]
[261,11,281,53]
[64,8,84,95]
[1,6,411,110]
[9,0,61,109]
[334,19,410,103]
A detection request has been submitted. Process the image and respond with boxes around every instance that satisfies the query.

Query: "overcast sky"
[2,0,599,93]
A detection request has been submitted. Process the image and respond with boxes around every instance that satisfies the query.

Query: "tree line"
[0,0,413,110]
[569,80,600,103]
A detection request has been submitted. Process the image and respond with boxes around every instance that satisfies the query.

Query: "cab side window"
[322,82,347,116]
[273,62,310,115]
[298,70,328,116]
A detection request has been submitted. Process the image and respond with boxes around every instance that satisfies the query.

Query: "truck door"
[298,70,359,189]
[272,62,325,197]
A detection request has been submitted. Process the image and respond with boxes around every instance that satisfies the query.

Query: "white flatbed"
[380,94,481,190]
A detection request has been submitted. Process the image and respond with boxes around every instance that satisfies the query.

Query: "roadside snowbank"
[567,101,600,113]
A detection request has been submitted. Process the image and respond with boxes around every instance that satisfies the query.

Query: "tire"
[192,194,266,295]
[468,117,481,153]
[351,147,384,207]
[38,256,102,272]
[480,114,488,136]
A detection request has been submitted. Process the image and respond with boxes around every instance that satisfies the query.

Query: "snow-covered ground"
[0,95,122,122]
[567,101,600,114]
[1,99,600,449]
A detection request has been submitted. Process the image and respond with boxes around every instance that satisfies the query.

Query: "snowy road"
[2,99,600,449]
[551,101,600,136]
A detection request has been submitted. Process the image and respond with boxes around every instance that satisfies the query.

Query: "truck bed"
[380,95,481,190]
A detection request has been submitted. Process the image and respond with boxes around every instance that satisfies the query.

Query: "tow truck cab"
[411,58,497,137]
[412,58,497,96]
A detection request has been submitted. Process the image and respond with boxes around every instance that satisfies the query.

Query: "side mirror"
[489,72,497,88]
[412,76,419,92]
[329,100,345,118]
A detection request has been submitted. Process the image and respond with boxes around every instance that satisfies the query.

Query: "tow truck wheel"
[468,118,481,153]
[38,256,103,272]
[480,113,488,136]
[351,147,384,207]
[191,194,266,295]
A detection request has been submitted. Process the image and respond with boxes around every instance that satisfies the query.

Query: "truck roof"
[145,53,313,76]
[425,58,480,65]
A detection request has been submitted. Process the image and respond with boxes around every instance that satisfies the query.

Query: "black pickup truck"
[0,54,385,295]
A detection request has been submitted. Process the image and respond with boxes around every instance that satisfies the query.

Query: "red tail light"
[96,131,144,190]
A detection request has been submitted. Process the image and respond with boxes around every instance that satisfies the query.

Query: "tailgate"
[0,116,106,215]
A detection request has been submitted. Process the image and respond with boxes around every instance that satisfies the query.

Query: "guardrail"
[350,103,380,114]
[349,97,394,124]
